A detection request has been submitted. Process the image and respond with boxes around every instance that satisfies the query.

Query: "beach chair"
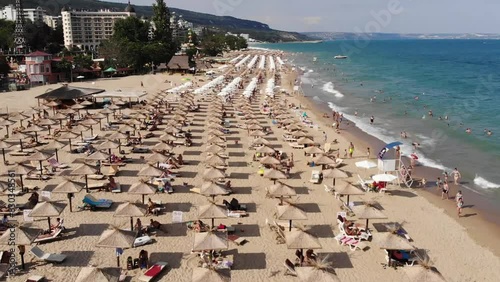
[138,262,168,282]
[48,158,69,169]
[30,246,67,263]
[131,147,150,154]
[283,259,297,276]
[82,194,113,210]
[87,174,107,180]
[33,228,63,244]
[26,275,45,282]
[345,238,368,251]
[84,182,107,190]
[310,170,321,184]
[9,150,33,156]
[228,234,248,246]
[103,165,119,176]
[111,183,122,193]
[83,135,99,142]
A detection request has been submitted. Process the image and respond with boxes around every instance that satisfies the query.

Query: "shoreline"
[294,89,500,257]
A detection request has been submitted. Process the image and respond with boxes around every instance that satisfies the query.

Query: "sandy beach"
[1,50,499,282]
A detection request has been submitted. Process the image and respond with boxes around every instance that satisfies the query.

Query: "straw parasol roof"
[75,267,122,282]
[80,100,94,106]
[80,119,99,126]
[260,156,281,165]
[52,113,68,120]
[268,182,296,197]
[297,137,316,145]
[207,136,226,144]
[71,103,86,110]
[193,232,228,252]
[100,108,114,115]
[45,101,60,107]
[128,181,157,195]
[10,163,36,175]
[92,113,107,120]
[0,225,42,246]
[86,151,110,161]
[336,181,364,196]
[9,112,29,121]
[256,145,275,154]
[152,142,174,152]
[264,169,287,180]
[107,104,121,111]
[108,132,128,140]
[147,152,170,163]
[72,124,89,133]
[250,130,266,137]
[276,204,307,221]
[24,124,46,133]
[286,228,322,250]
[127,119,142,126]
[37,119,56,126]
[71,164,97,175]
[252,137,270,145]
[43,140,66,150]
[96,227,136,249]
[202,168,226,180]
[205,144,225,154]
[322,169,348,179]
[248,124,263,130]
[24,151,52,162]
[198,203,228,220]
[160,134,177,142]
[204,155,227,166]
[29,201,65,217]
[208,130,224,137]
[97,140,120,150]
[357,203,388,229]
[52,180,83,193]
[376,233,415,251]
[0,140,10,149]
[119,125,135,133]
[304,146,325,155]
[114,202,146,217]
[138,165,164,177]
[192,268,230,282]
[200,182,230,196]
[0,119,15,126]
[403,265,446,282]
[296,267,340,282]
[7,132,29,141]
[58,131,79,139]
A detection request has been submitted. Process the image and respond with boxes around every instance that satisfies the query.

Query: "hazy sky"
[114,0,500,33]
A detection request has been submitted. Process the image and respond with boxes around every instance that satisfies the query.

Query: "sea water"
[257,40,500,198]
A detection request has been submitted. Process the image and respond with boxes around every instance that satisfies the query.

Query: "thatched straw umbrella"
[114,202,146,231]
[0,119,15,137]
[75,266,122,282]
[24,150,52,176]
[285,227,322,253]
[322,169,348,186]
[43,140,66,162]
[70,164,97,193]
[0,140,11,164]
[23,124,46,143]
[198,203,228,227]
[267,182,296,205]
[357,202,388,230]
[96,227,136,267]
[0,225,42,269]
[336,181,365,206]
[128,181,157,204]
[58,131,79,151]
[52,179,83,212]
[29,201,66,230]
[193,231,228,252]
[264,168,287,184]
[138,165,164,177]
[204,155,227,167]
[276,203,307,231]
[256,145,275,154]
[202,168,226,181]
[200,181,230,200]
[8,132,29,151]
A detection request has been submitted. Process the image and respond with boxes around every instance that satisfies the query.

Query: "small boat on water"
[334,55,348,59]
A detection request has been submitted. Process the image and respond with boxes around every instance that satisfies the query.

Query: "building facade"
[43,15,61,29]
[61,5,136,51]
[1,5,46,22]
[25,51,54,84]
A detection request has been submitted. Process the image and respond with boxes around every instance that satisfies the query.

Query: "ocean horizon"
[256,40,500,200]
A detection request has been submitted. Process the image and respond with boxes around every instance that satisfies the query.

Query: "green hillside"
[1,0,310,42]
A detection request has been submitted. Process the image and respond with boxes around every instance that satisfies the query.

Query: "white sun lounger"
[30,246,66,263]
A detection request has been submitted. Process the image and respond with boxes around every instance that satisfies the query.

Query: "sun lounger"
[310,170,321,184]
[289,142,305,149]
[101,161,127,166]
[82,194,113,210]
[84,182,107,190]
[227,210,247,218]
[86,174,106,180]
[345,238,368,251]
[83,135,99,142]
[134,235,153,247]
[0,208,21,215]
[138,262,168,282]
[25,174,51,180]
[30,246,66,263]
[131,147,150,153]
[284,259,297,276]
[26,275,45,282]
[330,158,343,168]
[228,234,248,246]
[33,228,63,244]
[9,151,32,156]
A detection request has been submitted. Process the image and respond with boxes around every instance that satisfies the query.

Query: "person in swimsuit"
[442,182,449,200]
[457,198,464,217]
[452,168,461,185]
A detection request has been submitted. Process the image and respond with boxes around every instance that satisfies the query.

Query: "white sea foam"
[322,82,344,98]
[327,101,448,171]
[312,96,323,102]
[474,175,500,189]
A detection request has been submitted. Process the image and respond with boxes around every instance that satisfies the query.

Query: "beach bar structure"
[35,85,105,105]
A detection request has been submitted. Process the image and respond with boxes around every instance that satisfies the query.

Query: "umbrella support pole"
[47,217,51,231]
[69,195,73,212]
[142,195,145,204]
[2,149,5,164]
[365,219,369,230]
[20,175,24,193]
[55,149,59,162]
[20,252,25,269]
[130,217,134,232]
[212,218,215,229]
[117,256,120,267]
[289,220,292,232]
[85,175,89,193]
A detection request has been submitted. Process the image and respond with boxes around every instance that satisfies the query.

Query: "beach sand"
[0,51,499,282]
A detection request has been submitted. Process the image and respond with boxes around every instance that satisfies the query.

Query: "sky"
[111,0,500,34]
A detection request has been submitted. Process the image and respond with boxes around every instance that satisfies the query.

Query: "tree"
[73,54,93,70]
[200,34,226,56]
[112,17,149,43]
[0,19,15,50]
[0,55,10,76]
[152,0,175,62]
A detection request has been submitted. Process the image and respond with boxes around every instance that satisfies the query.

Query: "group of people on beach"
[436,168,464,216]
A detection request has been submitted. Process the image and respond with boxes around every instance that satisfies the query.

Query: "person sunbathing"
[167,158,180,169]
[224,181,233,193]
[190,220,209,233]
[304,249,317,265]
[177,154,184,165]
[134,218,144,236]
[50,218,63,231]
[147,198,161,215]
[344,221,363,236]
[105,176,118,192]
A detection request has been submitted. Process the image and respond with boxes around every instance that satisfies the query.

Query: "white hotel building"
[61,4,136,51]
[1,5,46,23]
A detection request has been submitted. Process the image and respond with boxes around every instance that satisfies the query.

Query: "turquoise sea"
[257,40,500,197]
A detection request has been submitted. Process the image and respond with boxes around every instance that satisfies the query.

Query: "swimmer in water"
[465,128,472,134]
[487,130,493,136]
[428,110,433,117]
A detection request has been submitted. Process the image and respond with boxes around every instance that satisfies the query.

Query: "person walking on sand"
[456,190,463,203]
[436,177,443,191]
[452,168,461,185]
[442,182,450,200]
[348,142,355,158]
[366,147,371,159]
